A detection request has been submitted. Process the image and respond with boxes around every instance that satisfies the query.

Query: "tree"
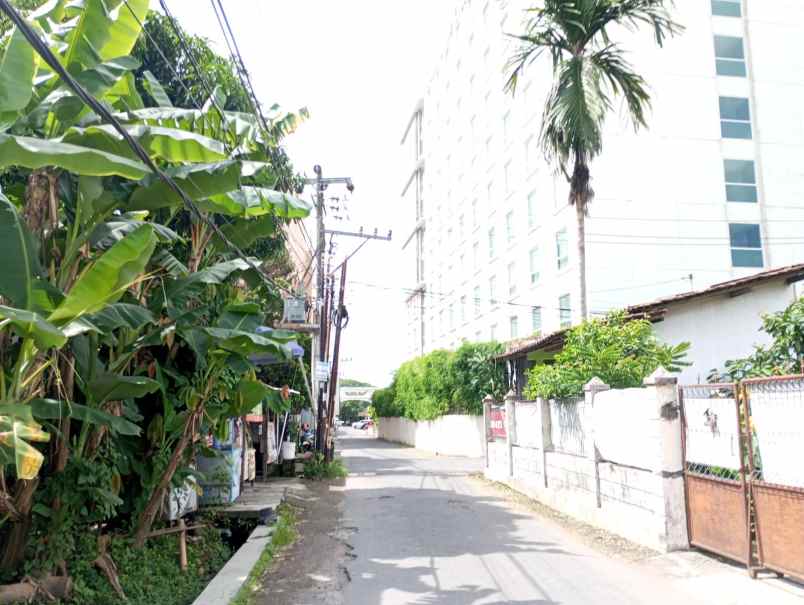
[339,400,365,424]
[339,378,374,387]
[505,0,682,319]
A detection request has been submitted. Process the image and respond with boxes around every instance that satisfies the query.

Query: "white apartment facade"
[400,0,804,358]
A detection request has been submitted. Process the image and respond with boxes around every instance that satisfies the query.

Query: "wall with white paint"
[377,414,486,458]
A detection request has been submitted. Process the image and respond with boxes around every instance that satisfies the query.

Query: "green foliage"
[374,342,506,420]
[715,297,804,381]
[339,400,365,424]
[230,504,297,605]
[67,527,230,605]
[339,378,373,387]
[302,453,348,481]
[524,312,690,399]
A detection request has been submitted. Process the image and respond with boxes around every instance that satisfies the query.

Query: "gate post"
[504,390,516,479]
[584,377,610,508]
[483,394,494,469]
[645,367,688,551]
[538,397,551,488]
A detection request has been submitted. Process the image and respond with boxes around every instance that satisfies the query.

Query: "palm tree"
[505,0,682,320]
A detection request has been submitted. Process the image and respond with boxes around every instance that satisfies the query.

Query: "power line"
[0,0,295,297]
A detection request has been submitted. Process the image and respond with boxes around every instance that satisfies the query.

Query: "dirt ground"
[254,480,352,605]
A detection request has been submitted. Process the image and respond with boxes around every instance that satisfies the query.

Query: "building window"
[559,294,571,328]
[490,323,497,342]
[729,223,764,267]
[488,227,495,258]
[472,199,478,226]
[487,181,494,207]
[460,295,467,323]
[473,242,479,271]
[489,275,497,306]
[724,159,758,203]
[508,262,517,297]
[505,210,514,244]
[527,191,536,229]
[556,229,568,270]
[449,306,454,330]
[531,307,542,333]
[474,285,481,316]
[438,309,444,335]
[524,135,534,172]
[714,36,746,77]
[459,254,465,279]
[503,111,510,146]
[712,0,741,17]
[485,136,492,155]
[510,316,519,339]
[719,97,752,139]
[529,247,540,284]
[458,214,464,240]
[504,161,511,193]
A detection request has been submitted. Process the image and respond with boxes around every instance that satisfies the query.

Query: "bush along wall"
[372,342,506,421]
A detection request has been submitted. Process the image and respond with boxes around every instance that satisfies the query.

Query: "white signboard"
[315,361,331,381]
[684,396,741,470]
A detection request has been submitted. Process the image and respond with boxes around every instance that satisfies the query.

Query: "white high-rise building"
[400,0,804,357]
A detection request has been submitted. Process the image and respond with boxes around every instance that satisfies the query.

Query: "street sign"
[315,361,331,381]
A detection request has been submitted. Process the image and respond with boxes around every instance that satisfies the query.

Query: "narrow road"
[340,430,694,605]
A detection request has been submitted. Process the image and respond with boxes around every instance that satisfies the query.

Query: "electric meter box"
[283,297,306,323]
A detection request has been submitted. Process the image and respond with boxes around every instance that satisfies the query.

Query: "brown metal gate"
[744,376,804,583]
[679,384,751,565]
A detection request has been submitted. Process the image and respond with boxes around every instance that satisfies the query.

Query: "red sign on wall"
[488,407,506,440]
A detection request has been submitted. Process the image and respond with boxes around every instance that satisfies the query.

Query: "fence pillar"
[644,367,688,550]
[483,394,494,469]
[504,390,516,478]
[585,377,610,508]
[538,397,551,487]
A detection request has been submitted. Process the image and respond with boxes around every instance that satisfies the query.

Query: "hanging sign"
[315,361,332,381]
[488,406,507,440]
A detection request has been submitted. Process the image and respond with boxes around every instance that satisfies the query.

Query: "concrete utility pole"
[325,259,349,461]
[304,166,354,453]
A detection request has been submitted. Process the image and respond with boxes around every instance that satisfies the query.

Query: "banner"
[488,406,506,440]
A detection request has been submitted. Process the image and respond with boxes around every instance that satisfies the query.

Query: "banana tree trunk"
[132,407,202,548]
[0,479,38,572]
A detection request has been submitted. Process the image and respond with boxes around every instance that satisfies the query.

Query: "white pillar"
[584,377,610,508]
[504,390,517,479]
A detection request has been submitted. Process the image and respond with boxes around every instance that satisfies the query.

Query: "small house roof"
[498,263,804,361]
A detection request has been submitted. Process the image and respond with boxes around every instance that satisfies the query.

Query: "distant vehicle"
[351,420,365,428]
[351,419,372,429]
[360,420,374,430]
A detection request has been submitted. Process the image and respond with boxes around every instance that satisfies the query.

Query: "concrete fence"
[484,369,689,553]
[377,414,485,457]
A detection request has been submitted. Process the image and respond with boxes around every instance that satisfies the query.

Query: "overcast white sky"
[165,1,456,386]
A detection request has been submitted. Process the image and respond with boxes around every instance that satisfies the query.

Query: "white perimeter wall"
[378,415,485,458]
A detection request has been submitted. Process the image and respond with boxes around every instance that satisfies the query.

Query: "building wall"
[377,414,485,457]
[405,0,804,356]
[652,279,799,384]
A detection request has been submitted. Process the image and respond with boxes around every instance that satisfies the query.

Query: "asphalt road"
[339,429,705,605]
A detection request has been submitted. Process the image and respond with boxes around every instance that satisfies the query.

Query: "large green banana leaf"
[89,214,181,249]
[0,192,43,310]
[0,134,149,179]
[203,327,289,358]
[142,70,173,107]
[165,258,253,300]
[127,160,241,211]
[86,372,160,405]
[0,27,38,113]
[87,302,156,332]
[0,305,67,349]
[63,124,226,164]
[216,302,263,332]
[61,0,146,71]
[25,398,141,436]
[201,187,311,219]
[210,215,276,252]
[49,224,156,323]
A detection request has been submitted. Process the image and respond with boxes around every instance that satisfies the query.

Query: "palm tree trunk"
[575,199,588,321]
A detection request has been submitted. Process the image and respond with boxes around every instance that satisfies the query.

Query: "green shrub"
[303,454,348,480]
[373,342,505,420]
[524,312,690,400]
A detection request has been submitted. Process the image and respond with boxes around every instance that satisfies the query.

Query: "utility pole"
[304,166,354,453]
[325,259,348,461]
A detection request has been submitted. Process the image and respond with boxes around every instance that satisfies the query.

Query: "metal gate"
[679,384,751,565]
[744,376,804,582]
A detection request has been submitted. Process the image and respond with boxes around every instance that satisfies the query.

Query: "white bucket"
[281,441,296,460]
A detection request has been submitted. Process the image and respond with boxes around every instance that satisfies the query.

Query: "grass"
[302,453,348,480]
[229,504,298,605]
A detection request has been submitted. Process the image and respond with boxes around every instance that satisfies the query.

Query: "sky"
[164,1,456,387]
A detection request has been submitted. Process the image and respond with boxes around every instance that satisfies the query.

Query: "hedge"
[372,342,506,420]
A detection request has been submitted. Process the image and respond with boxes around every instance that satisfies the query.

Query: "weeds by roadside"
[303,454,348,480]
[229,504,298,605]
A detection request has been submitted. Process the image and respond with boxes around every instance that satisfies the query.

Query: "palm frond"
[589,44,651,129]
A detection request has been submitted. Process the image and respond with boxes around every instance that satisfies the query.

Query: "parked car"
[360,420,374,430]
[351,420,365,429]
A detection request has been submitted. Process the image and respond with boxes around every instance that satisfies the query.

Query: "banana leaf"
[204,327,289,358]
[0,134,149,179]
[2,399,141,436]
[0,305,67,349]
[89,214,181,249]
[49,224,156,323]
[0,416,50,480]
[0,191,43,310]
[202,186,311,219]
[0,27,39,113]
[86,372,160,405]
[87,303,156,332]
[210,215,276,252]
[127,160,241,211]
[63,124,226,164]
